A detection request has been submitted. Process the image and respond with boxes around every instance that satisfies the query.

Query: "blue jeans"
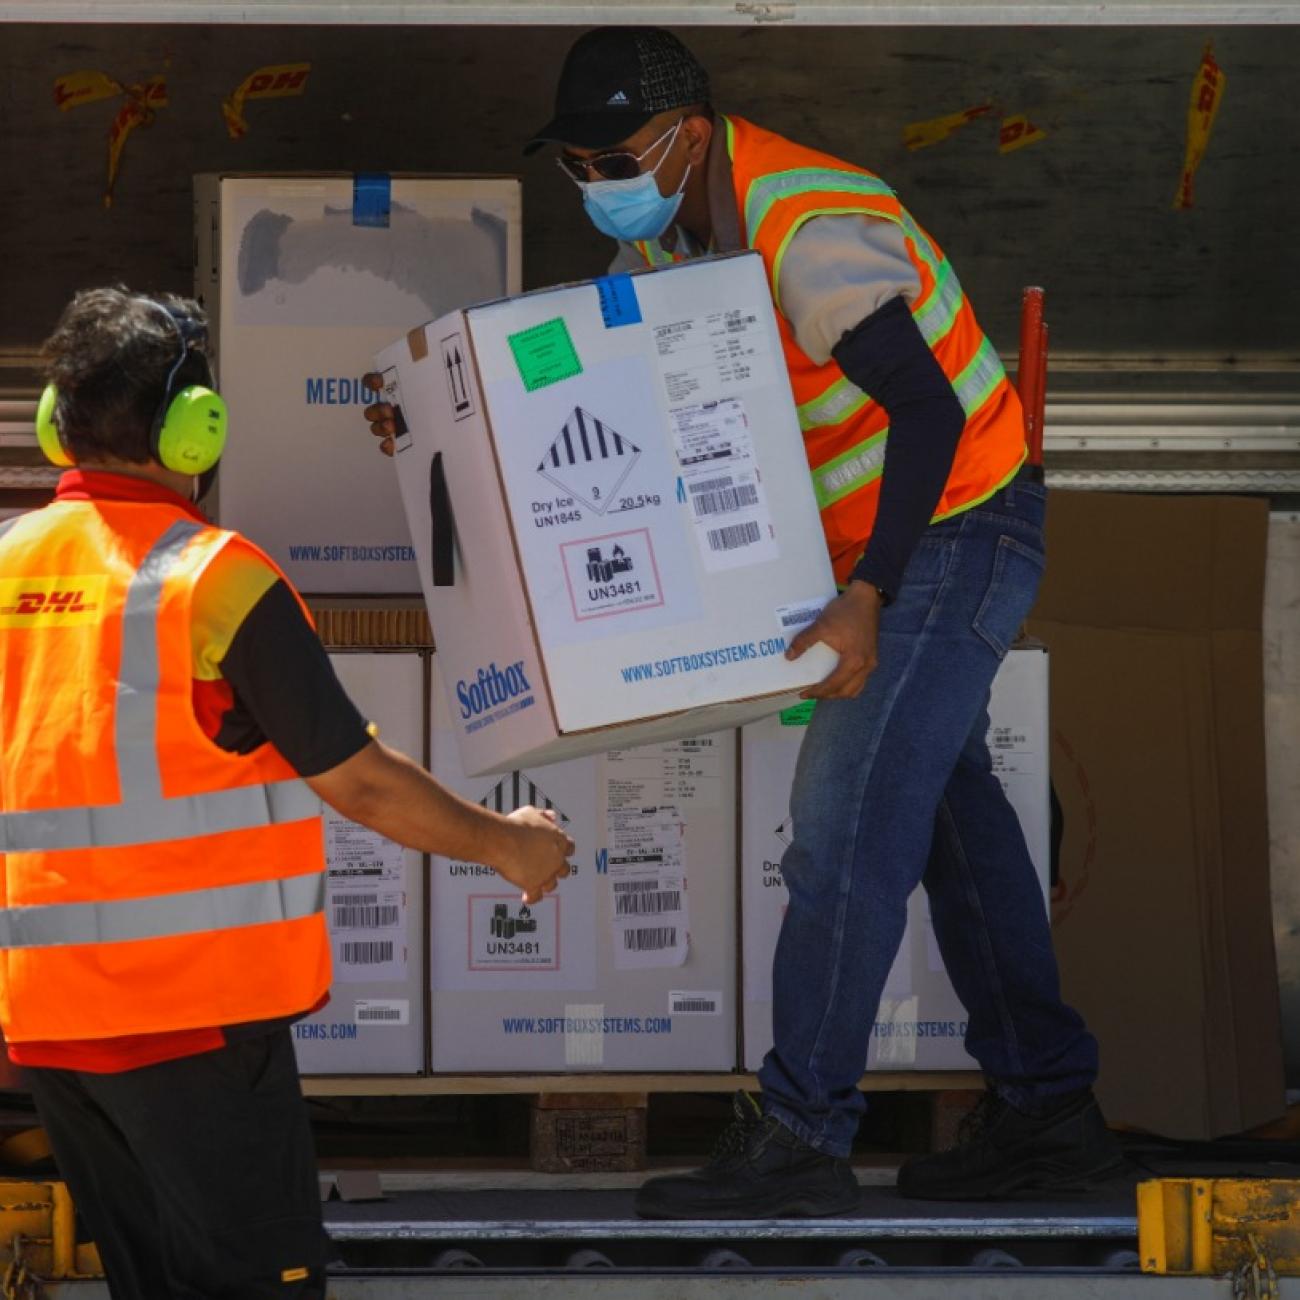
[758,471,1099,1157]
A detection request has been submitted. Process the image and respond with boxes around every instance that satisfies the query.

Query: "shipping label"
[671,398,779,573]
[324,814,408,984]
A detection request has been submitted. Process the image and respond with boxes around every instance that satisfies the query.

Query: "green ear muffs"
[153,384,228,475]
[35,384,75,468]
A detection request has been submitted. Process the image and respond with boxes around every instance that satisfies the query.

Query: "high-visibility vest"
[0,499,330,1042]
[635,114,1028,584]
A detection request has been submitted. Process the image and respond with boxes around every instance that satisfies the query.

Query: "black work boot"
[635,1092,861,1220]
[897,1088,1128,1201]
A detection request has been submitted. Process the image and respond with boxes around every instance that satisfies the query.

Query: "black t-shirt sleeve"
[215,580,371,777]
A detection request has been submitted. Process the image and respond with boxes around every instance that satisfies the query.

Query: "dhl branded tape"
[903,104,993,152]
[53,70,123,112]
[1174,42,1226,211]
[105,78,167,208]
[54,69,168,208]
[221,62,311,140]
[998,114,1047,154]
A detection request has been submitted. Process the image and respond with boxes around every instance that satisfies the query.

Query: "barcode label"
[689,478,760,518]
[670,991,722,1016]
[354,999,410,1026]
[340,940,395,965]
[333,892,378,905]
[615,890,682,916]
[622,926,677,952]
[707,520,762,552]
[333,904,401,929]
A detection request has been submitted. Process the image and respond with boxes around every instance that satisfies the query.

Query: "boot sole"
[635,1186,862,1221]
[898,1152,1132,1203]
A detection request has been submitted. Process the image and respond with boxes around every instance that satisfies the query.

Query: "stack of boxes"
[196,173,521,1075]
[201,203,1054,1079]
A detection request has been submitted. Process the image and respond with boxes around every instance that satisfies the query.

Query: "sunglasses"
[556,118,684,184]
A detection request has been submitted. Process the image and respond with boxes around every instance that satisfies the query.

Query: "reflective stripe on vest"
[634,239,679,267]
[0,871,324,950]
[810,337,1010,511]
[743,168,896,248]
[0,519,322,857]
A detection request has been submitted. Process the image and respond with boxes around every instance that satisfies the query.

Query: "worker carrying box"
[364,25,1123,1221]
[375,250,839,775]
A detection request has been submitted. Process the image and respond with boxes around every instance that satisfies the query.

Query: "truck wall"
[2,22,1297,365]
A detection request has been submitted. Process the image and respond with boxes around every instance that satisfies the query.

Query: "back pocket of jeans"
[972,535,1046,658]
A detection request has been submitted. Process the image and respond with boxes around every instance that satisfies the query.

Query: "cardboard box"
[1029,491,1283,1139]
[294,652,426,1075]
[195,173,521,594]
[1265,513,1300,1079]
[377,251,838,775]
[741,646,1051,1073]
[428,662,737,1072]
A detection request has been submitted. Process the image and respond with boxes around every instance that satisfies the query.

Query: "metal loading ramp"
[321,1176,1140,1267]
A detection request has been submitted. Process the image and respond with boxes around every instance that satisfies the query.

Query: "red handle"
[1017,286,1047,467]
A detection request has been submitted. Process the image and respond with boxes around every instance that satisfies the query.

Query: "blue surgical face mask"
[577,121,691,243]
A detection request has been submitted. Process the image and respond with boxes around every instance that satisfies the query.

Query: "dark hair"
[39,286,213,465]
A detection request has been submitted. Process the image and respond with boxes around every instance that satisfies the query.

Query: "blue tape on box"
[353,173,391,228]
[594,274,642,328]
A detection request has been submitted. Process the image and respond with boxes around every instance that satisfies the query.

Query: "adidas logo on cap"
[607,90,630,105]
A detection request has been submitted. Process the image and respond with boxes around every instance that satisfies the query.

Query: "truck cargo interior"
[1,11,1299,1297]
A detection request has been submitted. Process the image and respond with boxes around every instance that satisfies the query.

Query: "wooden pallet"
[301,1072,983,1096]
[301,1073,985,1172]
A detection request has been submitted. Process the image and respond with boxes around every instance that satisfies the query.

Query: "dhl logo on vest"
[0,576,108,627]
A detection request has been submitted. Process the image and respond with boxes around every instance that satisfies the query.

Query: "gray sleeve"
[777,215,923,366]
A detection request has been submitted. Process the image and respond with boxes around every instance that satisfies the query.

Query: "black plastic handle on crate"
[429,452,455,587]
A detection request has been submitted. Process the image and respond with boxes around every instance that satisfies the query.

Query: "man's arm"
[307,741,572,903]
[779,215,965,698]
[213,575,572,902]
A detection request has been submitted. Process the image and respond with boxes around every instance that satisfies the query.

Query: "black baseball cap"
[525,28,711,154]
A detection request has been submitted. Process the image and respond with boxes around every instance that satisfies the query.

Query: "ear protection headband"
[36,298,228,475]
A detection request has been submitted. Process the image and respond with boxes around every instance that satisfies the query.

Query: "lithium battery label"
[468,894,560,971]
[560,527,665,621]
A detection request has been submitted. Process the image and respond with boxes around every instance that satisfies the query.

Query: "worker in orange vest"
[1,286,573,1299]
[370,27,1122,1218]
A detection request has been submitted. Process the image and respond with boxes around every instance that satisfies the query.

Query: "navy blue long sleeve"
[830,294,966,602]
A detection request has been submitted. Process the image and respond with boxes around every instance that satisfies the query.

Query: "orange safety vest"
[0,498,331,1042]
[636,115,1028,584]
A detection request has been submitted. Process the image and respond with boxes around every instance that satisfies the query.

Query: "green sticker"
[779,700,816,726]
[507,317,583,392]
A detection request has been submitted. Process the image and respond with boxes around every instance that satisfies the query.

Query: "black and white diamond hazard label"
[538,407,641,516]
[477,771,571,827]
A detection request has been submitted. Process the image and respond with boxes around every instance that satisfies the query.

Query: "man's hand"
[786,580,883,701]
[362,372,396,458]
[497,807,575,904]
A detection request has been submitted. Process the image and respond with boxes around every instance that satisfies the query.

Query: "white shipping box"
[378,251,838,775]
[195,173,521,594]
[741,645,1051,1072]
[294,653,426,1075]
[428,662,737,1072]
